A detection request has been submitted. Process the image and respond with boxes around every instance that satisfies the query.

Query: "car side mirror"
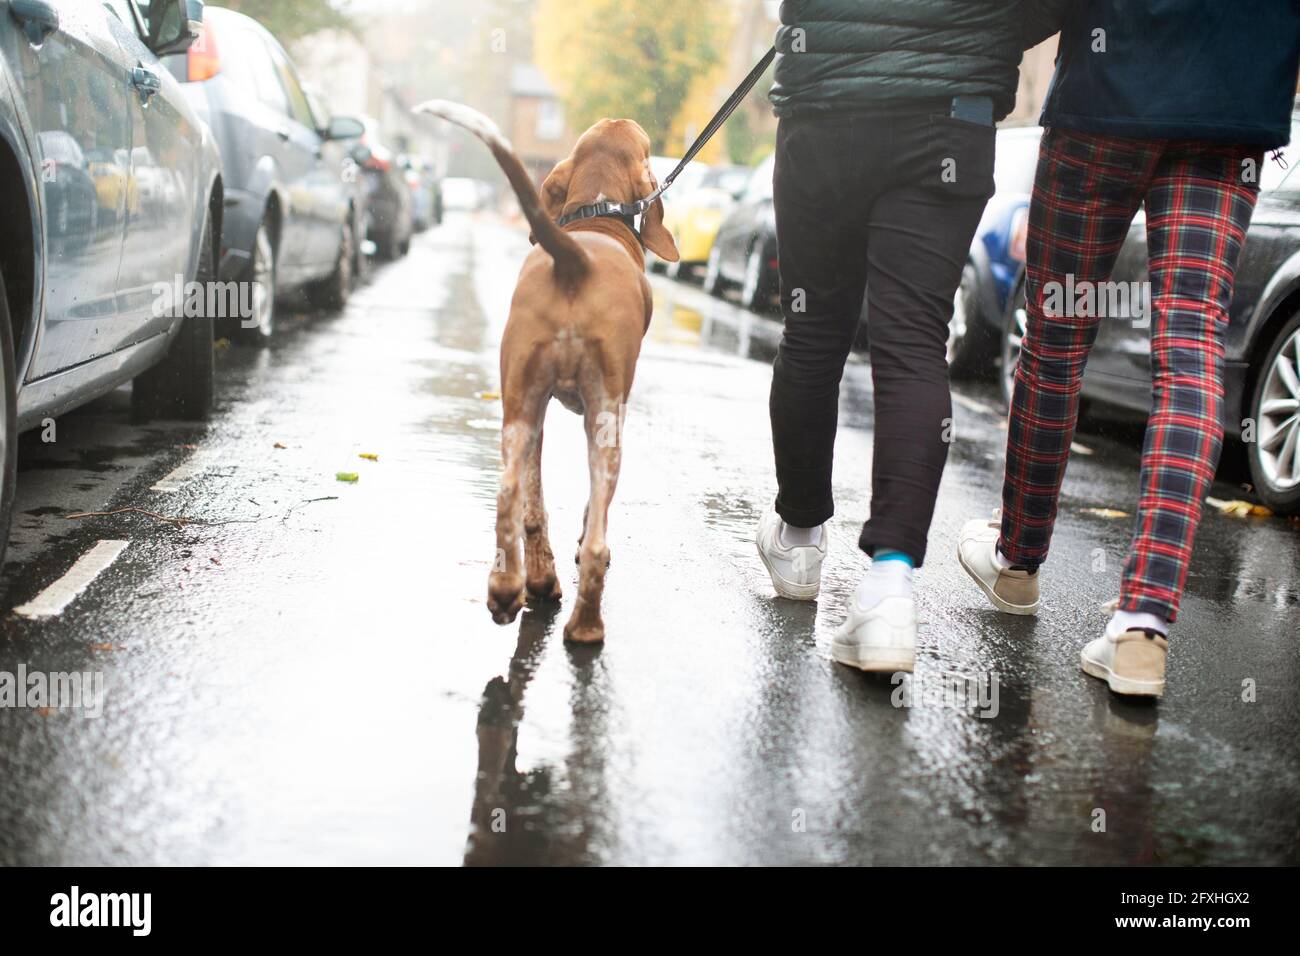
[326,117,366,141]
[146,0,204,56]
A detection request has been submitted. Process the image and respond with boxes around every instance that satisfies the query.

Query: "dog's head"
[540,119,679,262]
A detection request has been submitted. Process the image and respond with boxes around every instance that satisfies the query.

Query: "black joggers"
[770,109,996,566]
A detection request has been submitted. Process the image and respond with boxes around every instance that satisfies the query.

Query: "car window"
[269,46,317,130]
[238,28,290,115]
[745,156,774,202]
[103,0,142,33]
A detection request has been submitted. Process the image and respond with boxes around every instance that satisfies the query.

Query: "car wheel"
[1001,275,1029,409]
[0,269,19,573]
[702,246,724,297]
[307,220,354,312]
[133,212,217,421]
[948,261,988,378]
[234,219,276,344]
[1247,311,1300,514]
[741,244,769,312]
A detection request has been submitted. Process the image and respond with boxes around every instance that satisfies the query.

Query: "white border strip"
[14,540,130,620]
[152,456,205,493]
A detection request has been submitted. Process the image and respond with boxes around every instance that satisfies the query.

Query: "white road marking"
[152,456,205,493]
[14,540,130,620]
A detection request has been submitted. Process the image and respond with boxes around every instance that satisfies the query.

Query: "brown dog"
[413,101,679,643]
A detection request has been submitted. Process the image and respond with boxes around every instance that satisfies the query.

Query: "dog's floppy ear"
[539,158,573,224]
[640,190,679,262]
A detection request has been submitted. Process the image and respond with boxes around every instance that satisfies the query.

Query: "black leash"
[556,45,777,235]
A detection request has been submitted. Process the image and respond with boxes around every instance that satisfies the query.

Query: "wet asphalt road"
[0,214,1297,866]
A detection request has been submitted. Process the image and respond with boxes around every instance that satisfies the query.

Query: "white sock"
[853,559,914,611]
[1107,609,1169,639]
[779,521,821,548]
[992,545,1012,571]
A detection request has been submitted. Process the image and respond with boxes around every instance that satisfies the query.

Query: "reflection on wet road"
[0,216,1296,865]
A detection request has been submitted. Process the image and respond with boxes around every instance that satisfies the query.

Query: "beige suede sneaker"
[1080,628,1168,698]
[957,515,1040,615]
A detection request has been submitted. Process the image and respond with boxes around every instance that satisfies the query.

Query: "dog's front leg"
[488,419,534,625]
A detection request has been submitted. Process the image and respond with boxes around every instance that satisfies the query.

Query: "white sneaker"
[1080,629,1167,698]
[957,515,1040,615]
[755,509,826,601]
[830,596,917,673]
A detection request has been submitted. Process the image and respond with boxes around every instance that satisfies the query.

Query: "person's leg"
[998,129,1159,567]
[1116,142,1262,628]
[769,116,873,531]
[858,181,988,567]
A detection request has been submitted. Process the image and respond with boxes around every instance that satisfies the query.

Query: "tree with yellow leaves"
[535,0,731,154]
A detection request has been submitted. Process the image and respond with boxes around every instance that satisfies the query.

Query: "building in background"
[508,63,575,185]
[292,27,449,175]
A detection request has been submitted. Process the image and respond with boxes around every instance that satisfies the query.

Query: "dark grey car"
[161,6,365,341]
[0,0,223,569]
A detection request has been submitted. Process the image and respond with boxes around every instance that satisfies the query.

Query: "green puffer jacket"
[769,0,1065,120]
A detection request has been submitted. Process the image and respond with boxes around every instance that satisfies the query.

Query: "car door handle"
[132,64,162,106]
[10,0,59,46]
[278,127,292,142]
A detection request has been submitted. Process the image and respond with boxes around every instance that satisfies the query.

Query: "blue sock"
[874,550,915,569]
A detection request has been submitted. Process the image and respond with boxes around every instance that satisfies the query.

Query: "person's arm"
[1021,0,1071,50]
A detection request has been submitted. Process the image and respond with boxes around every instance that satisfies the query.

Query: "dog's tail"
[413,100,589,290]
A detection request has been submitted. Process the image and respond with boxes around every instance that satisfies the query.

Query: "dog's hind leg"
[523,422,561,602]
[564,392,625,644]
[488,385,546,625]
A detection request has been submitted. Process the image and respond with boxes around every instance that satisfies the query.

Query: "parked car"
[400,154,441,231]
[0,0,222,568]
[705,154,778,310]
[353,118,414,261]
[160,6,365,341]
[660,164,750,279]
[1000,106,1300,513]
[949,125,1041,375]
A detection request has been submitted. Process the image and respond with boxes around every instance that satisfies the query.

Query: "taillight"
[187,24,221,82]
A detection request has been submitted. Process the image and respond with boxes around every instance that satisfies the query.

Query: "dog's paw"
[487,573,526,626]
[563,618,605,644]
[526,572,562,603]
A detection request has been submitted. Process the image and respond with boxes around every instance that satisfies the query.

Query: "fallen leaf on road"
[359,453,379,462]
[90,643,115,652]
[210,556,222,566]
[1205,497,1272,518]
[477,390,500,401]
[214,338,230,352]
[336,472,360,483]
[1081,507,1129,519]
[274,442,287,450]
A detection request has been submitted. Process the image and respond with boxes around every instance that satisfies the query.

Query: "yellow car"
[659,165,751,279]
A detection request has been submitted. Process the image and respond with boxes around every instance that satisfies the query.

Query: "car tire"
[741,243,771,312]
[948,261,990,378]
[0,269,19,574]
[1246,310,1300,515]
[133,212,217,421]
[703,246,724,297]
[307,220,355,312]
[233,218,277,344]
